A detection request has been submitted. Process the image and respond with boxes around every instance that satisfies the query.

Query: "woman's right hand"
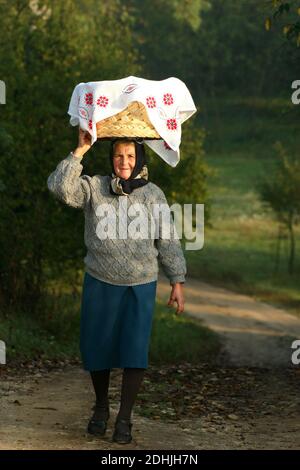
[73,127,93,158]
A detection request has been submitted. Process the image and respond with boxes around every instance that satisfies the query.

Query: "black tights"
[90,368,145,421]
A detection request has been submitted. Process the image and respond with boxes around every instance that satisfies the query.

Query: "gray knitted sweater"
[47,152,187,286]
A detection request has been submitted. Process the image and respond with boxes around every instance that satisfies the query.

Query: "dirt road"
[0,274,300,450]
[156,274,300,367]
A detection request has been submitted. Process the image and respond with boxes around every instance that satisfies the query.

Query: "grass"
[149,301,220,366]
[199,95,300,157]
[0,292,82,363]
[185,95,300,316]
[0,286,220,366]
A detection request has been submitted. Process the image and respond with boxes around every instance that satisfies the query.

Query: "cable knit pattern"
[47,153,187,286]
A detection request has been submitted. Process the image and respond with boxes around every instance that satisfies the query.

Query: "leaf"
[283,25,292,35]
[265,17,271,31]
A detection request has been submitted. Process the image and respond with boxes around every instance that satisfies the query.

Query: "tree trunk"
[274,224,282,275]
[288,215,295,275]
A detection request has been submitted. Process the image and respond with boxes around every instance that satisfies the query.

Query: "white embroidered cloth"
[67,76,196,167]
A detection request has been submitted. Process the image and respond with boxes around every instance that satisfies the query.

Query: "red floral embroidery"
[163,141,171,150]
[97,95,109,107]
[166,119,177,130]
[88,119,93,130]
[163,93,174,105]
[146,96,156,108]
[85,92,93,105]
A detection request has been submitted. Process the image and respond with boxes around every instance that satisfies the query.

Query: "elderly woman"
[47,127,186,444]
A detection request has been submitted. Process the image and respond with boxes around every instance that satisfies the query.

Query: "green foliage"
[0,293,220,364]
[0,0,140,310]
[149,300,221,365]
[256,141,300,273]
[127,0,299,99]
[172,0,211,31]
[258,142,300,220]
[265,0,300,46]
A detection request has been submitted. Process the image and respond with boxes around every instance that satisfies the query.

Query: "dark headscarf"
[109,138,149,196]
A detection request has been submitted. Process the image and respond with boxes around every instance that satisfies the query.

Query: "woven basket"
[96,101,160,139]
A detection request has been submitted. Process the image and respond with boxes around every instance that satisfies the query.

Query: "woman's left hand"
[167,283,185,315]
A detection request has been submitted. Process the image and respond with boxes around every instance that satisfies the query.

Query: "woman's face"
[113,141,136,180]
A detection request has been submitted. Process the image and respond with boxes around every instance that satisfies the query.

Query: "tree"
[257,141,300,274]
[0,0,140,311]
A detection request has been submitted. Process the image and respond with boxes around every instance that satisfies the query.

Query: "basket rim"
[96,136,162,141]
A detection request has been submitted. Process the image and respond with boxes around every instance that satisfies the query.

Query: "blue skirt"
[79,272,157,371]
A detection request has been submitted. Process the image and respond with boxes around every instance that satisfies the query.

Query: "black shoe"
[87,404,110,436]
[112,418,133,444]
